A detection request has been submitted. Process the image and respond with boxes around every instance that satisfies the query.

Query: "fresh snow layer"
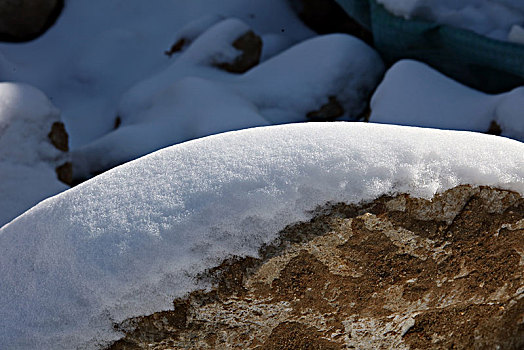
[370,60,524,141]
[377,0,524,42]
[1,122,524,349]
[0,82,68,227]
[0,0,314,148]
[73,33,384,179]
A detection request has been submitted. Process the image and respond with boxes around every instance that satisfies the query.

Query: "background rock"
[288,0,372,44]
[108,185,524,350]
[0,0,63,42]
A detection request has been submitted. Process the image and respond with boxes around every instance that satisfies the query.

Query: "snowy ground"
[0,0,524,349]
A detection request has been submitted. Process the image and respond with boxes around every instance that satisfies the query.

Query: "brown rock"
[48,121,71,185]
[306,96,345,121]
[48,121,69,152]
[215,30,262,73]
[0,0,63,42]
[55,161,72,186]
[165,38,187,57]
[487,120,502,136]
[107,186,524,349]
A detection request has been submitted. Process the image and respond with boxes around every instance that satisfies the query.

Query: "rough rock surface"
[108,186,524,349]
[0,0,63,42]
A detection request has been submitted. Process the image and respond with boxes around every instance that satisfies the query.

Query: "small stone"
[486,120,502,136]
[48,121,69,152]
[306,96,345,121]
[114,116,122,130]
[55,162,72,186]
[215,30,262,73]
[165,38,187,57]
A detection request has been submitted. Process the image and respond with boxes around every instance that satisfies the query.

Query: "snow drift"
[1,122,523,349]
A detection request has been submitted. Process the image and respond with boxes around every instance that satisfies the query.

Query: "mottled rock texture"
[108,185,524,350]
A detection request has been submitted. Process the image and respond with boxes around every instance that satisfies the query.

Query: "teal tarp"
[335,0,524,92]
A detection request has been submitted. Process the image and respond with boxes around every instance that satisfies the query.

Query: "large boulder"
[0,0,63,42]
[109,185,524,349]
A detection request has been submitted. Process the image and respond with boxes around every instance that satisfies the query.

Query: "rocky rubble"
[108,185,524,349]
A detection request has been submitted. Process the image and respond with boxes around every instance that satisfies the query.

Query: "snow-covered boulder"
[73,32,384,180]
[0,82,69,227]
[111,186,524,350]
[370,60,524,140]
[1,123,523,349]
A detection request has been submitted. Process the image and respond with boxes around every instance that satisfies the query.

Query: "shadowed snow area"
[1,122,523,349]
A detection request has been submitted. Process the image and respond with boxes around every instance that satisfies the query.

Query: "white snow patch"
[1,122,523,349]
[508,24,524,44]
[370,60,524,141]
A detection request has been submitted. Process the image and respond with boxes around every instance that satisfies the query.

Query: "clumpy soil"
[107,185,524,350]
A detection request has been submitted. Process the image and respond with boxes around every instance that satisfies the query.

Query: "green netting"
[335,0,524,92]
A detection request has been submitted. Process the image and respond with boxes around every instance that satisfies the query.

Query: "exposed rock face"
[0,0,63,42]
[108,186,524,349]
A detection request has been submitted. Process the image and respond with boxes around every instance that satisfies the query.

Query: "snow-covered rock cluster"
[73,27,383,179]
